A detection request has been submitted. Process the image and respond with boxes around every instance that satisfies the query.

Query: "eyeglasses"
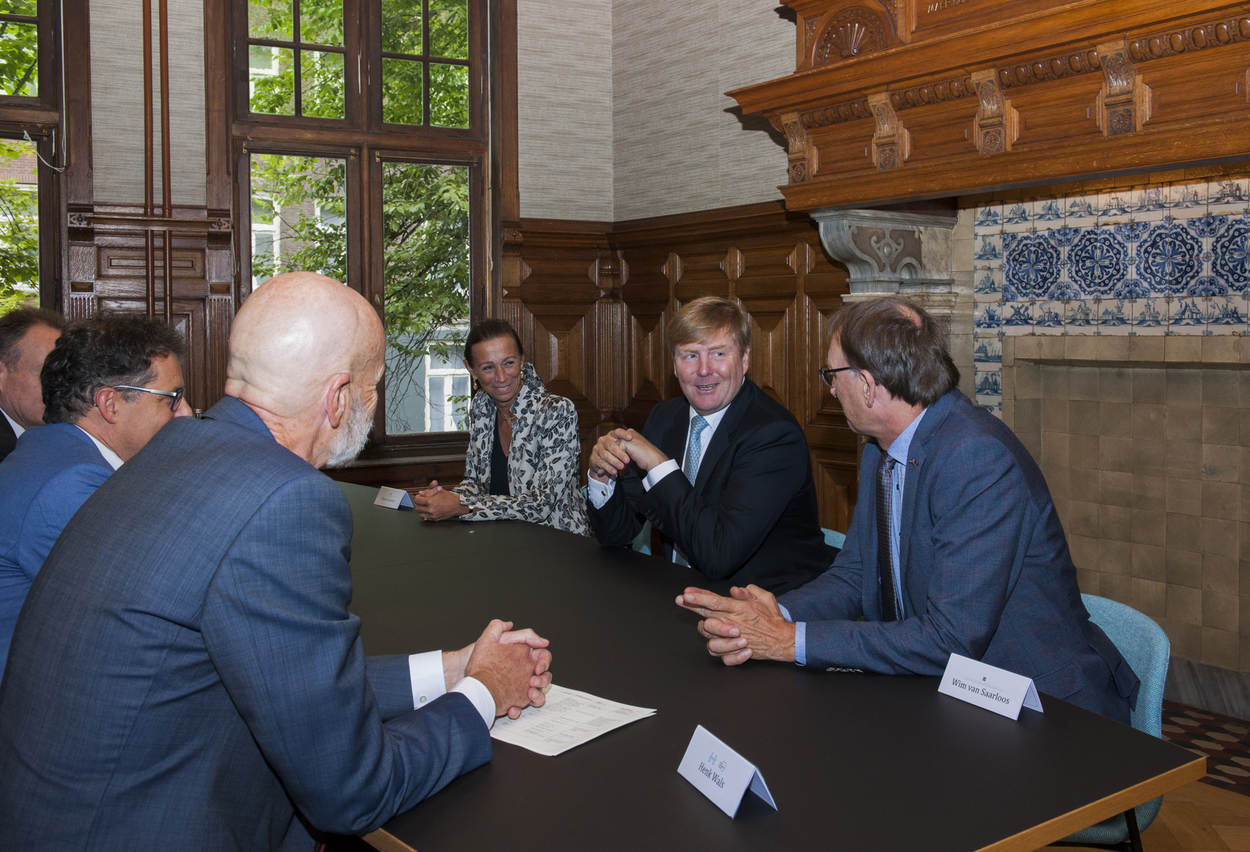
[817,366,855,387]
[112,384,185,412]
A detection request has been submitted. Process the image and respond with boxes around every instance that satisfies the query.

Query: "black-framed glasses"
[112,384,185,412]
[817,366,854,387]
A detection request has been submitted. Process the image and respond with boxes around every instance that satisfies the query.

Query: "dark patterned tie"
[877,452,898,622]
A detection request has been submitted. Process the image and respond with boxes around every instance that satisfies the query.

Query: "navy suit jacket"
[0,412,15,462]
[589,378,834,593]
[0,397,491,849]
[0,422,112,681]
[780,390,1139,723]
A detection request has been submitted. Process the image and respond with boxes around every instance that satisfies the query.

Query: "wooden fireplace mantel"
[729,0,1250,210]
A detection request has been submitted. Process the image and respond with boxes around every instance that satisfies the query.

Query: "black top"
[341,483,1203,852]
[488,414,509,496]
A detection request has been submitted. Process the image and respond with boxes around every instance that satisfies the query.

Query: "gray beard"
[325,395,373,468]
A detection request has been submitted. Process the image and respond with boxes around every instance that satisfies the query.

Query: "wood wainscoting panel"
[507,201,858,532]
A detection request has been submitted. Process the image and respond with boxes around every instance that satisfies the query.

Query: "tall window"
[235,0,488,449]
[0,0,64,311]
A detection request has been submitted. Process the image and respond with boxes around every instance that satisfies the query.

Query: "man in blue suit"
[0,272,553,849]
[0,314,191,679]
[678,297,1138,723]
[0,306,64,462]
[587,296,834,593]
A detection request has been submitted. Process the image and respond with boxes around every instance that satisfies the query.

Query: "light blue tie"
[683,415,709,484]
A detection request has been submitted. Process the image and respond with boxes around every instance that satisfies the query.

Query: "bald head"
[226,272,385,467]
[227,272,383,414]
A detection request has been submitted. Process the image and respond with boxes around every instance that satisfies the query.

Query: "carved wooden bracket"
[970,69,1018,155]
[868,92,910,170]
[1095,38,1152,136]
[781,111,818,183]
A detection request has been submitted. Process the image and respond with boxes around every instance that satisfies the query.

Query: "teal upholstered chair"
[821,527,846,549]
[1062,594,1171,852]
[631,520,652,556]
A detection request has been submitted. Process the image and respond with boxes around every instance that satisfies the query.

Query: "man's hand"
[675,585,796,666]
[613,430,667,473]
[412,480,469,522]
[463,619,553,719]
[589,429,635,481]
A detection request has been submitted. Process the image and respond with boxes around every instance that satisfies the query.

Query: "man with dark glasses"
[0,314,190,679]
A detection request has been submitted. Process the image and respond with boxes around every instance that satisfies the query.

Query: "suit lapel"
[897,391,957,611]
[692,379,755,488]
[0,414,15,459]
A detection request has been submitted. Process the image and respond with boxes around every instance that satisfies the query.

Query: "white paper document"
[489,684,655,756]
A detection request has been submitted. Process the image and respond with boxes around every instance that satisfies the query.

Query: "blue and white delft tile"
[1166,182,1206,217]
[973,335,1003,364]
[973,233,1004,264]
[973,204,1003,235]
[980,402,1003,420]
[1002,300,1035,335]
[1211,214,1250,294]
[1205,294,1246,334]
[1098,191,1135,225]
[1208,178,1249,216]
[1136,220,1202,296]
[974,268,1002,296]
[1168,296,1206,334]
[1065,195,1098,228]
[974,302,1003,334]
[1065,299,1098,332]
[974,366,1003,396]
[1134,187,1167,221]
[1034,300,1066,334]
[1069,229,1128,298]
[1098,298,1132,331]
[1002,202,1032,233]
[1131,297,1167,335]
[1004,232,1062,300]
[1035,198,1065,227]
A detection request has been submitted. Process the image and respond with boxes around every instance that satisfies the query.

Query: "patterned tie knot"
[684,415,709,484]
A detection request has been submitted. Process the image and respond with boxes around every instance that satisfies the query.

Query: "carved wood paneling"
[505,202,859,532]
[732,0,1250,210]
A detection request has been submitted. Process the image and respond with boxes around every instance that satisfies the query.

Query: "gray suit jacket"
[0,396,491,849]
[780,390,1139,723]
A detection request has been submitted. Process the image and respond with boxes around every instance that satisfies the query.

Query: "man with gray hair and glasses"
[0,314,190,679]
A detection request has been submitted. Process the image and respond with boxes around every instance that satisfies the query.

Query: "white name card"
[373,486,414,510]
[938,653,1044,720]
[677,724,777,818]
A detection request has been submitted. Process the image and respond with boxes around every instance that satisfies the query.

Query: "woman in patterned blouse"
[412,319,588,535]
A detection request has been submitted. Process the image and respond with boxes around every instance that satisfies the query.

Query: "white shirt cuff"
[407,650,446,708]
[586,476,614,509]
[643,459,680,491]
[451,676,497,730]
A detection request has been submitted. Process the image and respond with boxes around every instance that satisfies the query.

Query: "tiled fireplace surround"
[967,174,1250,717]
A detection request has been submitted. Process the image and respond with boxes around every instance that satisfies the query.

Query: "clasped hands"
[588,429,668,482]
[445,619,553,719]
[675,585,796,665]
[412,480,468,522]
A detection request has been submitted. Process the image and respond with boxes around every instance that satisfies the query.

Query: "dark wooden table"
[340,484,1205,852]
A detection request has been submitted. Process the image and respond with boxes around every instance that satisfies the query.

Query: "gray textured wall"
[91,0,206,207]
[518,0,794,221]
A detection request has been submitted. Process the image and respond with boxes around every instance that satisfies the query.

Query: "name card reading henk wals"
[373,486,414,510]
[677,725,777,818]
[938,653,1044,720]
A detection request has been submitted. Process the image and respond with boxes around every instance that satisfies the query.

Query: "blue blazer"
[0,396,491,849]
[0,422,112,681]
[588,378,834,593]
[780,390,1139,723]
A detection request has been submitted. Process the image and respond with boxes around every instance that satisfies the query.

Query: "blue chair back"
[1064,594,1170,845]
[821,527,846,549]
[631,520,652,556]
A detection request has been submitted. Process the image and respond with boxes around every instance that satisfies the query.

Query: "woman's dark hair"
[463,319,523,366]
